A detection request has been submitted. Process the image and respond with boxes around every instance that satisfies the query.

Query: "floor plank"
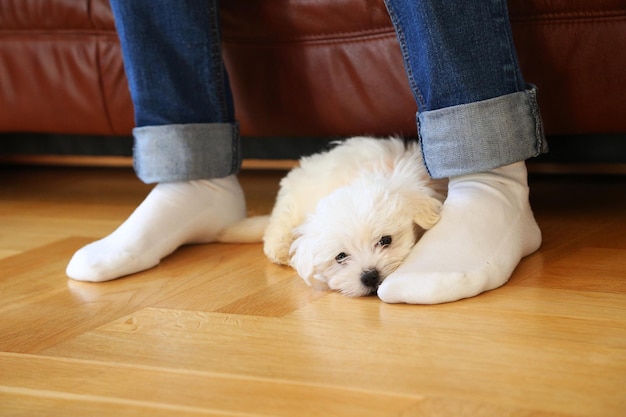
[0,353,419,417]
[1,166,625,416]
[40,297,626,416]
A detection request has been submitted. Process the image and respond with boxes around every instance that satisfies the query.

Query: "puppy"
[219,136,447,297]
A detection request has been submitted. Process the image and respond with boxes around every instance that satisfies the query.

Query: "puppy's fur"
[219,136,447,297]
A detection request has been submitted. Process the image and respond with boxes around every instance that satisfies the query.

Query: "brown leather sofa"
[1,0,625,165]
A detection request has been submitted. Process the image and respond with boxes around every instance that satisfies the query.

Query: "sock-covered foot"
[66,175,245,282]
[377,162,541,304]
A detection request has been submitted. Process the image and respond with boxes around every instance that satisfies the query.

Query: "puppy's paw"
[264,244,290,265]
[263,231,292,265]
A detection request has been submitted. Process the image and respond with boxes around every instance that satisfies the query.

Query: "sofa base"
[1,133,626,175]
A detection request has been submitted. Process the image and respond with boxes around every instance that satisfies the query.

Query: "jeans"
[383,0,547,177]
[110,0,547,183]
[110,0,239,183]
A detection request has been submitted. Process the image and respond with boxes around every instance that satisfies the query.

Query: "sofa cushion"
[0,0,625,138]
[0,0,132,135]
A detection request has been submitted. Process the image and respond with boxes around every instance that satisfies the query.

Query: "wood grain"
[0,166,624,416]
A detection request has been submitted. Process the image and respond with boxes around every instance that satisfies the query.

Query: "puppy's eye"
[378,235,392,247]
[335,252,348,263]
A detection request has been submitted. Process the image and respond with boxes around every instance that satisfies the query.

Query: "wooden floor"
[0,165,625,417]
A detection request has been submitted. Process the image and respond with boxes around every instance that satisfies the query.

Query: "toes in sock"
[66,175,245,282]
[378,162,541,304]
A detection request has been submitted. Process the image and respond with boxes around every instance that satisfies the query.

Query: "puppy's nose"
[360,269,380,289]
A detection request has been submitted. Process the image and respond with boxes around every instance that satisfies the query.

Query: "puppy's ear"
[387,158,446,230]
[288,226,328,288]
[409,194,443,230]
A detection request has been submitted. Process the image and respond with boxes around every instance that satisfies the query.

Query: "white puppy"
[220,136,447,297]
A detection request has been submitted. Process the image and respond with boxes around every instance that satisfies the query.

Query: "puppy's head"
[289,171,443,297]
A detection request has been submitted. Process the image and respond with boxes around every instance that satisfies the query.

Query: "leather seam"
[223,27,395,44]
[223,30,397,47]
[94,38,116,135]
[512,16,626,26]
[511,10,626,23]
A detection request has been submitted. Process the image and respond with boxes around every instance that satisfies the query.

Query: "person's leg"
[67,0,245,282]
[378,0,547,303]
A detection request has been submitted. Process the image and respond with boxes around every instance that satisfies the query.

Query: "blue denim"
[109,0,239,183]
[384,0,547,178]
[110,0,547,182]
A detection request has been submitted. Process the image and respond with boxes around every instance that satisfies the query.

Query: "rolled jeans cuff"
[133,123,240,183]
[418,86,548,179]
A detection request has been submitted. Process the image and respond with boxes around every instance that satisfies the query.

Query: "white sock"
[66,175,246,282]
[377,162,541,304]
